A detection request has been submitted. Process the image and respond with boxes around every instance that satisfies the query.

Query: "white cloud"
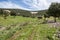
[0,0,60,11]
[0,1,31,10]
[23,0,60,10]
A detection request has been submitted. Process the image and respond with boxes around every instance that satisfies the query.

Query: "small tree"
[10,11,16,17]
[3,10,11,19]
[44,14,49,21]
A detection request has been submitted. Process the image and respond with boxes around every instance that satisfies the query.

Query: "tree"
[3,10,11,19]
[10,10,17,18]
[47,2,60,22]
[44,13,50,21]
[0,9,3,16]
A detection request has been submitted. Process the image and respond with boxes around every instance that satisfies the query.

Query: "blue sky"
[0,0,60,11]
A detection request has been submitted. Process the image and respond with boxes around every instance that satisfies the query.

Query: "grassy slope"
[0,16,58,40]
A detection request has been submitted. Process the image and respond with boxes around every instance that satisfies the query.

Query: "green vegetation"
[0,2,60,40]
[0,16,59,40]
[45,2,60,22]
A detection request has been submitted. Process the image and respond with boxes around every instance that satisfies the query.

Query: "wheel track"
[7,21,31,40]
[28,25,39,40]
[7,31,21,40]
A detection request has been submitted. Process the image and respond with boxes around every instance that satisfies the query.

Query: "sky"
[0,0,60,11]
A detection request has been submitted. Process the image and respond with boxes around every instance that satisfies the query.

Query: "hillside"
[0,8,47,17]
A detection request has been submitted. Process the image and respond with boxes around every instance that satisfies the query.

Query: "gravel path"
[48,22,60,27]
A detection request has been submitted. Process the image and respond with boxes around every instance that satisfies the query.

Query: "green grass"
[0,16,59,40]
